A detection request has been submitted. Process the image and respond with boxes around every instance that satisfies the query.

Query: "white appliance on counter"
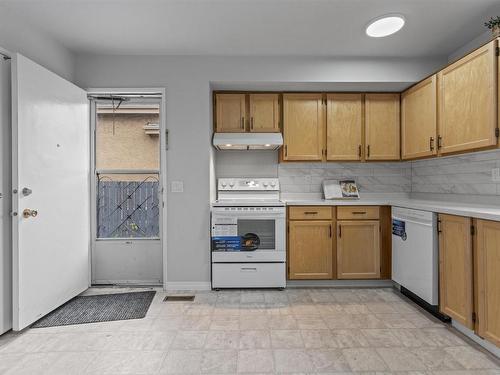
[211,178,286,289]
[392,207,439,307]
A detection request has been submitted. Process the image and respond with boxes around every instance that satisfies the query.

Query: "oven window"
[238,219,275,250]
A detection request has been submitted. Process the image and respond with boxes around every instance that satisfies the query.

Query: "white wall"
[0,5,75,81]
[75,54,445,284]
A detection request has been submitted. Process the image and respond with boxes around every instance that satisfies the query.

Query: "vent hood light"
[213,133,283,150]
[366,15,405,38]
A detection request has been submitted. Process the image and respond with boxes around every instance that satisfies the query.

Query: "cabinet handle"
[240,267,257,272]
[284,145,288,157]
[437,135,442,149]
[304,211,318,215]
[437,219,442,234]
[329,224,332,238]
[338,225,341,238]
[430,137,435,151]
[358,145,362,158]
[241,117,245,129]
[367,145,370,158]
[250,117,254,130]
[352,211,367,215]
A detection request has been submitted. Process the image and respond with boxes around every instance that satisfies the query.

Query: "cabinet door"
[326,93,363,161]
[401,76,437,159]
[365,93,400,160]
[283,93,324,161]
[249,94,280,133]
[438,214,474,329]
[337,220,380,279]
[438,41,497,154]
[215,93,246,132]
[475,219,500,346]
[289,220,333,279]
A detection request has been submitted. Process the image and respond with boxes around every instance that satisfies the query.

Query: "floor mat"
[31,290,156,328]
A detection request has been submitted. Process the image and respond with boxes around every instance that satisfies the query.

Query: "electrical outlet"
[492,168,500,182]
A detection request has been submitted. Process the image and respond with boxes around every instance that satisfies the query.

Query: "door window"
[95,100,160,239]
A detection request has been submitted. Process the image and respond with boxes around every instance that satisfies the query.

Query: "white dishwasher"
[392,207,439,307]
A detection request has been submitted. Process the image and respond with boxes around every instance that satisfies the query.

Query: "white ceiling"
[2,0,500,57]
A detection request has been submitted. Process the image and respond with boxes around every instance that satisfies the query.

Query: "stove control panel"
[218,178,280,191]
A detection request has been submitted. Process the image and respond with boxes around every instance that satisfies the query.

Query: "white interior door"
[11,54,90,330]
[0,55,12,335]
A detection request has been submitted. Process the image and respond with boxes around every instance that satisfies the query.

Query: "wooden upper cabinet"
[401,76,438,159]
[215,93,246,132]
[438,214,474,329]
[283,93,325,161]
[438,41,498,154]
[475,219,500,347]
[365,93,401,160]
[337,220,380,279]
[249,94,280,133]
[288,220,333,279]
[326,93,363,161]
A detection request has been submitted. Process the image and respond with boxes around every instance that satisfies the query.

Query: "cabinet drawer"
[337,206,379,220]
[289,206,332,220]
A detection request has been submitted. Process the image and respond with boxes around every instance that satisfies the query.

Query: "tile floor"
[0,287,499,374]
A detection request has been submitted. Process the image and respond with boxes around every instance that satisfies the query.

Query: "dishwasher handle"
[392,215,434,227]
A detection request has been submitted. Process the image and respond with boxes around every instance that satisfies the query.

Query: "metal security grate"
[163,295,195,302]
[97,174,160,238]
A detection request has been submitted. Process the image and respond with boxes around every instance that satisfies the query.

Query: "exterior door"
[283,93,324,161]
[337,220,380,279]
[11,54,90,330]
[365,93,400,160]
[0,53,11,334]
[215,93,246,132]
[249,93,280,132]
[326,93,363,161]
[91,96,163,285]
[288,220,333,279]
[475,219,500,346]
[438,41,497,154]
[438,214,474,329]
[401,75,438,159]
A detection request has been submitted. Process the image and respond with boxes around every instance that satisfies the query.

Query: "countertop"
[284,198,500,222]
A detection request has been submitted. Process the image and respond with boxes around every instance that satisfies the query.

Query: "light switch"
[171,181,184,193]
[492,168,500,182]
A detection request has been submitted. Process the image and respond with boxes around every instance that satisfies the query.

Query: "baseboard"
[164,282,212,291]
[286,279,394,288]
[452,320,500,359]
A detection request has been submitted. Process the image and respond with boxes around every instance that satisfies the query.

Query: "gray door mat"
[31,291,156,328]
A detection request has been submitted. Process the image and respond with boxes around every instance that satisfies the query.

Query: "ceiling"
[1,0,500,57]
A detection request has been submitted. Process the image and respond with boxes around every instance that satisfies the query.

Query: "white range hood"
[213,132,283,150]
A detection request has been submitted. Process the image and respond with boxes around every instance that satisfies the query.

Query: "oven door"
[211,206,285,262]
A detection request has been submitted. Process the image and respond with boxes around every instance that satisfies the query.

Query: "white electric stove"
[211,178,286,289]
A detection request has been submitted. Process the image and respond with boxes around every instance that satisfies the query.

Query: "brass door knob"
[23,209,38,218]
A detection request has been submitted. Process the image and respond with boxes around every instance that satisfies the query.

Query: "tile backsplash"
[410,149,500,196]
[278,162,411,195]
[215,148,500,199]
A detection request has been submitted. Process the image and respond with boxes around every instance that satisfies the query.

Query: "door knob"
[23,209,38,218]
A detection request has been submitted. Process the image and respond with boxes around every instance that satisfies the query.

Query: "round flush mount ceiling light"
[366,14,405,38]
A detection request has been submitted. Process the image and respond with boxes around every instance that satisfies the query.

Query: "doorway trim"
[87,87,167,290]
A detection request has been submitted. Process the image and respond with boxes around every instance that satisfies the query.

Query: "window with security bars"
[95,100,160,239]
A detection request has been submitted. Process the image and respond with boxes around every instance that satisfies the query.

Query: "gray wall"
[75,54,445,284]
[0,5,75,81]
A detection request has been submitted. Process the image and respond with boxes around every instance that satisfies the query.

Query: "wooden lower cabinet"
[337,220,380,279]
[438,214,474,329]
[288,220,333,279]
[475,219,500,346]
